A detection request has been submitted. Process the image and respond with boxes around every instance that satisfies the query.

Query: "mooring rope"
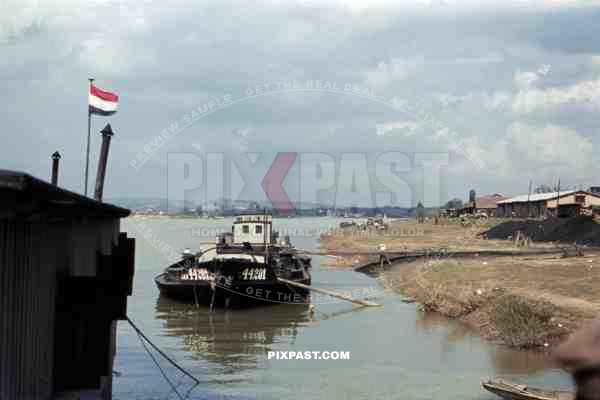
[126,316,201,385]
[135,327,186,400]
[193,284,200,309]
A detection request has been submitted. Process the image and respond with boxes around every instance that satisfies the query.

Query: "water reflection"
[486,346,554,375]
[155,296,310,373]
[114,218,574,400]
[415,309,554,375]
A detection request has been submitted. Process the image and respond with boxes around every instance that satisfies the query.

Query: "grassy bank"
[320,219,600,348]
[378,254,600,348]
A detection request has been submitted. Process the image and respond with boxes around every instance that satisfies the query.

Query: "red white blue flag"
[89,84,119,116]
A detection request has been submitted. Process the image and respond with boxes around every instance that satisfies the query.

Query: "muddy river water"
[114,217,572,399]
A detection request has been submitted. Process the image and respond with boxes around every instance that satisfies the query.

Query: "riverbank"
[376,253,600,349]
[319,218,551,267]
[321,219,600,349]
[116,216,572,398]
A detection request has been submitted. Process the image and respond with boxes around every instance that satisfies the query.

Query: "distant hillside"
[106,197,410,217]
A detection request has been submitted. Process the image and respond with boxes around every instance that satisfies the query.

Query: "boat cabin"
[232,213,272,245]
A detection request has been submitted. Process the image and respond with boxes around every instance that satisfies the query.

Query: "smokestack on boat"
[51,151,61,185]
[94,123,114,202]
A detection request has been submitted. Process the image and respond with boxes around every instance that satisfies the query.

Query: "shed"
[474,194,507,216]
[0,170,135,400]
[496,190,600,218]
[459,194,507,216]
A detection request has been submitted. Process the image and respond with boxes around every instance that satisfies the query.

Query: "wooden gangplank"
[276,277,380,307]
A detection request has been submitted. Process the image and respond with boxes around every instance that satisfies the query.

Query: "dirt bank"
[319,218,551,267]
[320,218,600,348]
[377,254,600,349]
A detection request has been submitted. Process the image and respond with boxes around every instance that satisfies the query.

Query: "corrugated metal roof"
[476,194,508,209]
[497,190,576,204]
[0,170,130,218]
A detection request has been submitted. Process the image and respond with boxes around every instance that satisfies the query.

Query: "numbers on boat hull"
[241,268,266,280]
[180,268,213,281]
[180,267,267,281]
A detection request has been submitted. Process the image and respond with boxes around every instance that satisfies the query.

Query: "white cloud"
[514,71,541,90]
[2,0,600,200]
[375,120,421,136]
[513,64,551,90]
[538,64,552,75]
[366,54,504,88]
[433,92,474,106]
[469,122,595,187]
[365,61,418,87]
[293,0,600,14]
[512,78,600,113]
[505,122,593,170]
[230,127,254,151]
[431,65,600,115]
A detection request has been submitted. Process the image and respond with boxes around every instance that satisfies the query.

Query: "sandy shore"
[319,218,552,267]
[321,218,600,349]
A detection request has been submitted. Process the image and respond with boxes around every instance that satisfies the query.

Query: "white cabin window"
[233,214,273,244]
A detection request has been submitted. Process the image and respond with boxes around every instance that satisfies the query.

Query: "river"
[114,217,572,399]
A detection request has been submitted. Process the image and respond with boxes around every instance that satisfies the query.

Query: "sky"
[2,0,600,208]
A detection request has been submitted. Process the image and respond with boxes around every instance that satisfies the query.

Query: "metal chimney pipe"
[51,151,61,185]
[94,124,114,202]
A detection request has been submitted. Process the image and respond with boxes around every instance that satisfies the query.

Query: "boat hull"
[154,273,311,307]
[482,380,573,400]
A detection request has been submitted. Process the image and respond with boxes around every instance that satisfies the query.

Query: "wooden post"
[556,178,561,217]
[527,180,532,218]
[51,151,61,185]
[94,124,114,202]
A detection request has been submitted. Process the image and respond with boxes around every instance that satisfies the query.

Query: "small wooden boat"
[482,379,573,400]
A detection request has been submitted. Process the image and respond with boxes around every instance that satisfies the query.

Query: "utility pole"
[527,180,532,218]
[555,178,561,217]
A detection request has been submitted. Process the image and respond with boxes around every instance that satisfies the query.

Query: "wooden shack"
[0,170,135,400]
[496,190,600,218]
[459,194,507,216]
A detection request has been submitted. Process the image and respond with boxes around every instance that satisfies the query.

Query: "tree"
[469,189,476,205]
[416,201,425,223]
[443,198,464,209]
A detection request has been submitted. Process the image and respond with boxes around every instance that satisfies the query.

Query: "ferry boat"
[154,213,312,307]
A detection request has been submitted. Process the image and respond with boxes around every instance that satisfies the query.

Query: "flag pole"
[85,78,94,196]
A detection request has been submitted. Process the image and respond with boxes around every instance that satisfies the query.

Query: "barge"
[155,213,311,307]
